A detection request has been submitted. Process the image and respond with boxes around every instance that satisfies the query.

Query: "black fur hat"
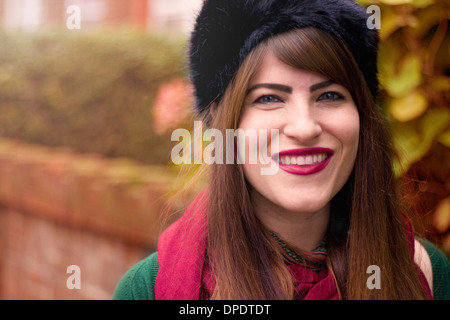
[189,0,379,114]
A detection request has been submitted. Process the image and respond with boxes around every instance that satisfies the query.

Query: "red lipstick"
[273,148,334,175]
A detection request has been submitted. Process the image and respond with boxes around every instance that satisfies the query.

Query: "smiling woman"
[113,0,450,301]
[204,26,429,300]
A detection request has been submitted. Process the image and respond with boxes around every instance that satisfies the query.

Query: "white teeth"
[305,155,313,165]
[279,153,327,166]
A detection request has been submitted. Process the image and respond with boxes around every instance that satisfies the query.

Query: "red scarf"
[155,190,432,300]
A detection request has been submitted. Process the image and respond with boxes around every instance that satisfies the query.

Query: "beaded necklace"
[267,230,328,270]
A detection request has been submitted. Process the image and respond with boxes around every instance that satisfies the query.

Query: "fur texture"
[189,0,379,114]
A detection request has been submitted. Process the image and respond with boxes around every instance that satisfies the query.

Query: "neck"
[250,189,330,252]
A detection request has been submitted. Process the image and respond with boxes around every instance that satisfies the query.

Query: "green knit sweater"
[112,238,450,300]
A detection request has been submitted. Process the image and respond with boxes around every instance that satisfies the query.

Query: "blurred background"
[0,0,448,299]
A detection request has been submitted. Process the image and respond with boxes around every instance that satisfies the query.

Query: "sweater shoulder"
[418,238,450,300]
[112,251,159,300]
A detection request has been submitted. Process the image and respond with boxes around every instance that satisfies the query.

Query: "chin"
[273,194,331,215]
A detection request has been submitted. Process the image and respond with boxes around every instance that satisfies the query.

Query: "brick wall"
[0,139,180,299]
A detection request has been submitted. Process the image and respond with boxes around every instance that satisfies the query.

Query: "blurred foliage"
[0,29,188,164]
[358,0,450,253]
[152,77,194,136]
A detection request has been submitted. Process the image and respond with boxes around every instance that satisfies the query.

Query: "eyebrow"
[247,80,335,95]
[310,80,335,92]
[247,83,292,94]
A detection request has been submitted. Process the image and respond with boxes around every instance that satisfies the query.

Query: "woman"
[114,0,450,300]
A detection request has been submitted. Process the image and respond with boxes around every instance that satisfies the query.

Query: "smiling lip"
[273,148,334,176]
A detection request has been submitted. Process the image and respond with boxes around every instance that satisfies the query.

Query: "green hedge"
[0,30,188,164]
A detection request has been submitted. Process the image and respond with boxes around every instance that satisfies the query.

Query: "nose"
[283,101,322,143]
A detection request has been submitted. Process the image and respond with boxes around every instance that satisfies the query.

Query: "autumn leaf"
[382,54,422,98]
[378,0,414,5]
[389,90,428,122]
[433,197,450,233]
[439,129,450,148]
[392,108,450,174]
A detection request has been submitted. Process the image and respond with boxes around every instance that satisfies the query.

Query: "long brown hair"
[201,28,429,299]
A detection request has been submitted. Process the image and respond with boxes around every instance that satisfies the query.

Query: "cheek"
[238,114,282,165]
[239,107,276,131]
[325,109,360,179]
[342,121,360,157]
[324,107,360,147]
[343,113,360,153]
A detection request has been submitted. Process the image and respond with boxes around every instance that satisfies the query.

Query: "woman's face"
[238,51,359,216]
